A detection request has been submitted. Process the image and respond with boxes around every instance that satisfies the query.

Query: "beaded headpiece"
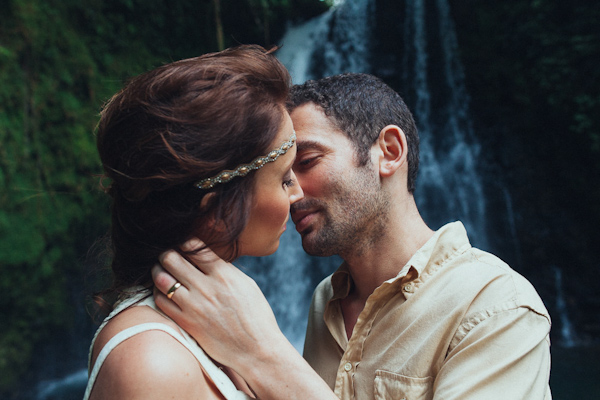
[195,131,296,190]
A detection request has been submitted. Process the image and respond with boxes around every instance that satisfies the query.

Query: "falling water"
[36,370,88,400]
[503,187,523,267]
[274,14,332,84]
[403,0,489,248]
[276,0,373,83]
[552,266,577,347]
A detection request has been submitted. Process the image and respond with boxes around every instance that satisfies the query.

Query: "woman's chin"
[240,240,280,258]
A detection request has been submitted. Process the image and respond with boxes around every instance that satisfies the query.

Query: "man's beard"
[298,171,389,258]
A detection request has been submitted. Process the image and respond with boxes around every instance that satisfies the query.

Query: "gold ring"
[166,282,182,300]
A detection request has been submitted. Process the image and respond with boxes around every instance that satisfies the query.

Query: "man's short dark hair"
[288,73,419,193]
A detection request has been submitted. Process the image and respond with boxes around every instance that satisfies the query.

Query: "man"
[153,73,552,399]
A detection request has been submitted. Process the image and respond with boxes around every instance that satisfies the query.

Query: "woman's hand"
[152,239,283,371]
[152,238,338,400]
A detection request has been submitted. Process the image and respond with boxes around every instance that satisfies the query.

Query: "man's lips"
[291,209,317,233]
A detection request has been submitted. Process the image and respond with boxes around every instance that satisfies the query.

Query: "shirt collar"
[329,221,472,299]
[330,263,352,301]
[405,221,472,281]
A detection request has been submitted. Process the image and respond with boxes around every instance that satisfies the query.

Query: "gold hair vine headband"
[195,131,296,190]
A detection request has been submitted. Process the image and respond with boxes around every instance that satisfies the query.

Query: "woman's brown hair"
[95,45,291,308]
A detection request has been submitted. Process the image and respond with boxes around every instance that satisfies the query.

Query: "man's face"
[290,103,388,257]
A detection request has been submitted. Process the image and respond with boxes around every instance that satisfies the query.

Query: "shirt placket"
[333,280,405,400]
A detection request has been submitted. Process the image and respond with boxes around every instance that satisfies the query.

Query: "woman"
[84,45,303,400]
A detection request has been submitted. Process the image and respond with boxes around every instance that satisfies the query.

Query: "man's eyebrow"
[296,140,327,153]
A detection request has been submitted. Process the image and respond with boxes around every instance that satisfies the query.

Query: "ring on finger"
[166,282,182,300]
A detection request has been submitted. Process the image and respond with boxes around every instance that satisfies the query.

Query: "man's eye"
[297,157,316,167]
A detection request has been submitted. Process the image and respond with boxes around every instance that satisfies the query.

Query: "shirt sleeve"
[433,305,552,400]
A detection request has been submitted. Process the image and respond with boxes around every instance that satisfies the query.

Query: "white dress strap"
[84,290,252,400]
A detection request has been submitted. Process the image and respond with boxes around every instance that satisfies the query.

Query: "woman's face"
[237,111,304,257]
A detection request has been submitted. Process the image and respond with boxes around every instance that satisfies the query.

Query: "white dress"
[83,288,252,400]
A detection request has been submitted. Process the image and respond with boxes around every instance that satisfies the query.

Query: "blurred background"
[0,0,598,398]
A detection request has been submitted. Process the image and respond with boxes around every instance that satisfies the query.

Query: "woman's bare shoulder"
[89,306,225,400]
[90,305,178,365]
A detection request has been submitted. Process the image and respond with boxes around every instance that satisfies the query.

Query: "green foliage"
[0,0,330,393]
[451,0,600,286]
[453,0,600,161]
[0,1,107,390]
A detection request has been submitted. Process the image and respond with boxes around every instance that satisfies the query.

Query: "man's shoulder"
[446,247,549,319]
[458,247,531,289]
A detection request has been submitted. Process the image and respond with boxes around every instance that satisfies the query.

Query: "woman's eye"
[283,179,295,188]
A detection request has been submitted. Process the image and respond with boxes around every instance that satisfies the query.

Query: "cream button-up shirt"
[303,222,552,400]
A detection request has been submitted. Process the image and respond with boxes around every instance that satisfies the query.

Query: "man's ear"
[376,125,407,177]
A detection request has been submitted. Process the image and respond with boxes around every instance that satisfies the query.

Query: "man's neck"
[339,196,433,335]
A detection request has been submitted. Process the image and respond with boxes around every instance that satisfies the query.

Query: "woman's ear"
[199,192,225,231]
[376,125,407,177]
[199,192,216,211]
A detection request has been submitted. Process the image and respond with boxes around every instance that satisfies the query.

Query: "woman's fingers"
[181,239,231,275]
[179,237,206,253]
[151,263,178,293]
[157,249,205,288]
[151,263,190,310]
[186,248,227,275]
[151,244,285,370]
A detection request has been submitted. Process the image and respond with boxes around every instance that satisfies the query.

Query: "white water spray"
[553,266,578,347]
[404,0,489,249]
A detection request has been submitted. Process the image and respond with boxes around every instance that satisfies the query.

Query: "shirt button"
[344,362,352,372]
[403,284,413,293]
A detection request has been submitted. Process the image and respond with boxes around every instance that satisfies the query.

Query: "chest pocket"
[374,370,433,400]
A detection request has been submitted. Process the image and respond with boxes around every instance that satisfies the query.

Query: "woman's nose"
[289,170,304,204]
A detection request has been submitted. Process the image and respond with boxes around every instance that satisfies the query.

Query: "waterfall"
[276,0,373,83]
[36,369,88,400]
[503,187,523,267]
[403,0,488,248]
[274,14,332,84]
[552,266,577,347]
